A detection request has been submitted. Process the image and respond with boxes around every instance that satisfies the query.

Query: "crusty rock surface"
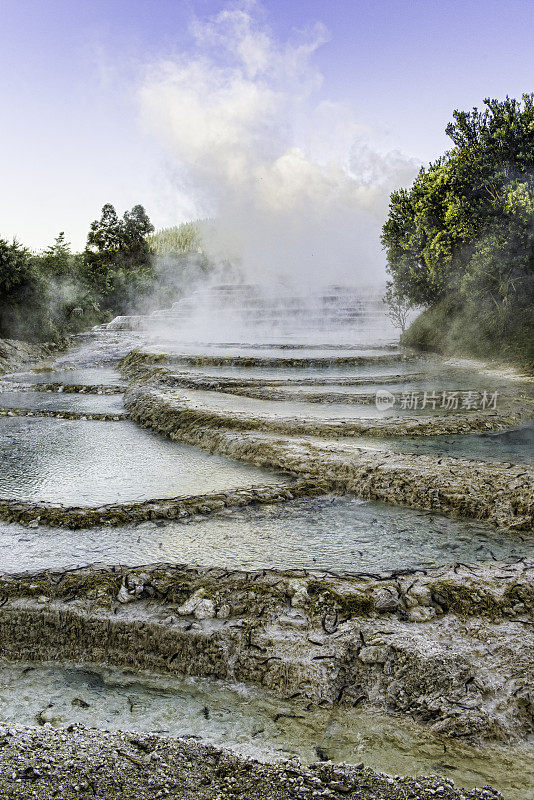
[125,383,525,439]
[1,338,531,800]
[0,480,325,528]
[144,352,416,369]
[0,339,52,375]
[124,386,534,530]
[0,561,531,742]
[0,407,127,420]
[0,723,503,800]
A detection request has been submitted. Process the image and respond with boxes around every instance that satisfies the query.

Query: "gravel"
[0,723,503,800]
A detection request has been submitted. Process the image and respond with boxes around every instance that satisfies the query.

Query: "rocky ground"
[0,339,53,375]
[119,350,534,531]
[1,334,532,798]
[1,561,532,743]
[0,723,504,800]
[124,386,534,530]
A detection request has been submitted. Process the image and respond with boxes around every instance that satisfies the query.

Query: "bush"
[382,94,534,369]
[0,208,216,344]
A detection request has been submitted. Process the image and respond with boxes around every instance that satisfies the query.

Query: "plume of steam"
[139,1,417,290]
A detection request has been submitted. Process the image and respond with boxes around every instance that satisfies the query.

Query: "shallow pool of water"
[4,367,124,386]
[352,422,534,465]
[1,497,530,574]
[259,377,527,398]
[0,417,285,506]
[152,345,401,359]
[170,388,482,421]
[176,362,427,381]
[0,660,530,799]
[176,388,394,419]
[0,390,124,415]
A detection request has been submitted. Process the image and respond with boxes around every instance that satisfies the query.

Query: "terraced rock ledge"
[124,387,534,530]
[159,352,417,369]
[25,382,124,394]
[0,339,53,375]
[0,481,326,528]
[2,335,532,800]
[0,407,127,420]
[125,386,526,438]
[1,560,531,743]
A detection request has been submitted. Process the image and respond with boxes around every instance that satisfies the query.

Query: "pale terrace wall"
[124,386,534,530]
[0,561,531,743]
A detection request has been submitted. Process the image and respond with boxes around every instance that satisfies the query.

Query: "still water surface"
[0,390,124,415]
[1,497,530,574]
[4,367,124,386]
[349,423,534,465]
[0,660,531,800]
[0,417,285,506]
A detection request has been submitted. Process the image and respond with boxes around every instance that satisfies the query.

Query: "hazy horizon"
[1,0,533,280]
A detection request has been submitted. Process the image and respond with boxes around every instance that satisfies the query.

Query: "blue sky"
[1,0,533,251]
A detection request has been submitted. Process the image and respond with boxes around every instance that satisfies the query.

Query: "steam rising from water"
[139,2,417,289]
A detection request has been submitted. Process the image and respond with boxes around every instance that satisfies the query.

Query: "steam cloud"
[139,1,418,290]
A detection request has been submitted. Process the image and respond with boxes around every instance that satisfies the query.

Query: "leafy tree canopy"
[382,94,534,304]
[39,232,73,277]
[83,203,155,311]
[0,204,158,342]
[382,94,534,366]
[0,238,71,341]
[0,238,33,296]
[148,222,204,256]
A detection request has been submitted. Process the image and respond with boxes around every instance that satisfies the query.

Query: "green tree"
[121,204,154,269]
[0,204,159,343]
[82,203,155,312]
[87,203,123,252]
[0,238,70,341]
[39,232,73,277]
[82,204,122,301]
[0,239,37,338]
[0,238,32,294]
[146,221,214,308]
[381,94,534,366]
[148,222,203,256]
